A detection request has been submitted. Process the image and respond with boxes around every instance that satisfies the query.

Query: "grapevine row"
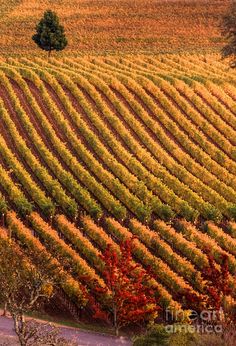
[104,217,197,296]
[0,127,55,217]
[59,58,235,215]
[97,55,236,197]
[5,211,88,307]
[30,58,223,220]
[128,218,204,290]
[0,68,102,219]
[80,215,181,312]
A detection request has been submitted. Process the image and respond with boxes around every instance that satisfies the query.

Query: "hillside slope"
[0,0,230,55]
[0,55,236,222]
[0,55,236,316]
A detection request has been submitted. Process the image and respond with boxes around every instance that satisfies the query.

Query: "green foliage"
[40,199,55,218]
[180,202,199,222]
[156,204,175,222]
[15,197,33,218]
[133,324,199,346]
[168,326,198,346]
[32,10,67,56]
[203,203,222,222]
[226,222,236,238]
[133,324,169,346]
[0,194,8,215]
[65,203,78,220]
[227,204,236,221]
[135,203,152,222]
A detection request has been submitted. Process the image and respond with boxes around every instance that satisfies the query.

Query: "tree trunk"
[13,313,27,346]
[113,306,119,336]
[18,335,27,346]
[2,302,7,316]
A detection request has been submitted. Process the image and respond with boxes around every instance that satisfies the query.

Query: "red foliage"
[94,239,160,334]
[181,251,232,314]
[202,252,231,311]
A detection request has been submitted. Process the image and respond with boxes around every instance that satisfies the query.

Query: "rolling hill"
[0,54,236,317]
[0,0,230,56]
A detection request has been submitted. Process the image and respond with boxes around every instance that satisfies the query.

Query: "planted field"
[1,54,236,315]
[0,0,230,56]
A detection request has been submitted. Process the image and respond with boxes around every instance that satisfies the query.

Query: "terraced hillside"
[1,55,236,316]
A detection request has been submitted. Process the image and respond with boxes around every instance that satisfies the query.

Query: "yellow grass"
[0,0,231,56]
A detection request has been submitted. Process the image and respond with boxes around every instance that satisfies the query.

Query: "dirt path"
[0,314,132,346]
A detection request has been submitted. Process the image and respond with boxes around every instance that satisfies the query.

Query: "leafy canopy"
[93,239,160,335]
[32,10,67,56]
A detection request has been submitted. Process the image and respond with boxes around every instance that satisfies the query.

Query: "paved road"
[0,315,132,346]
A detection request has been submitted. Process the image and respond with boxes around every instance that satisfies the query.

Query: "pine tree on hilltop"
[32,10,68,58]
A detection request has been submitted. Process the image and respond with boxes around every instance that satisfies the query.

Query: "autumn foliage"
[181,251,232,316]
[92,239,160,335]
[202,253,231,311]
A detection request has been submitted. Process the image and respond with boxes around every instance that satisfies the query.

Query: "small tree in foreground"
[19,320,77,346]
[32,10,67,58]
[180,251,236,345]
[0,236,60,346]
[220,1,236,68]
[94,239,160,335]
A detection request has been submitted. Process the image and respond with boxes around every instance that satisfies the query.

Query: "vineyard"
[1,54,236,318]
[0,0,230,56]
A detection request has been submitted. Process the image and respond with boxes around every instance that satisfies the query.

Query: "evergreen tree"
[32,10,67,58]
[221,1,236,67]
